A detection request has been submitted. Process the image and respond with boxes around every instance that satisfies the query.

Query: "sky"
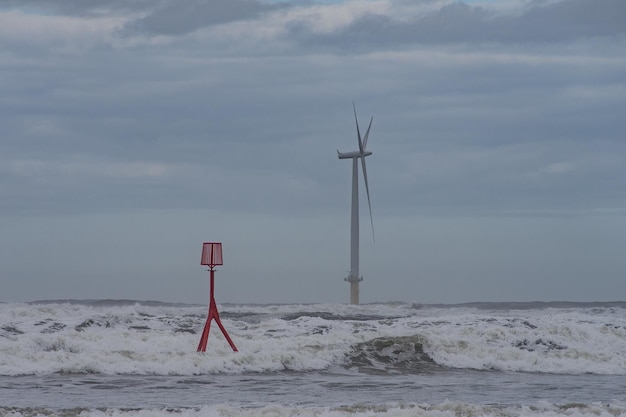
[1,0,625,305]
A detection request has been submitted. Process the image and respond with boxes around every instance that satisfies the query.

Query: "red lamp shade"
[201,242,223,267]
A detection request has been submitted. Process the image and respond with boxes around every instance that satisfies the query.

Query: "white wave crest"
[3,401,626,417]
[1,301,625,376]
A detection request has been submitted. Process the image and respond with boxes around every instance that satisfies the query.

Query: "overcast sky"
[1,0,625,305]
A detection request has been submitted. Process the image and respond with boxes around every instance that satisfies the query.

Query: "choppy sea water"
[1,300,625,416]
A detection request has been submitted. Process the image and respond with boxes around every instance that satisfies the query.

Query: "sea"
[1,300,626,417]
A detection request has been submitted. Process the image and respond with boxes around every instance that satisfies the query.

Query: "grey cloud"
[122,0,287,35]
[2,0,288,34]
[288,0,626,49]
[0,0,155,16]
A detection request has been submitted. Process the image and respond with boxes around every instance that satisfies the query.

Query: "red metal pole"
[197,267,238,352]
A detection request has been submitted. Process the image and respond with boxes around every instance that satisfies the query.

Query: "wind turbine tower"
[337,104,375,305]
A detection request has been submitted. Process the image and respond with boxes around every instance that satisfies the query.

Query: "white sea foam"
[2,402,626,417]
[1,301,625,376]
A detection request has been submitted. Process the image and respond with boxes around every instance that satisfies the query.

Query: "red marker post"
[197,242,238,352]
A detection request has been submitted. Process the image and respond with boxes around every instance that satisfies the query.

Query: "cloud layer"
[1,0,624,303]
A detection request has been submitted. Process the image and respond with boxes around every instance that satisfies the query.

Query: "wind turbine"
[337,103,375,305]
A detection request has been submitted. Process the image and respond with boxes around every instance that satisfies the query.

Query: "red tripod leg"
[197,314,212,352]
[214,313,238,352]
[197,268,238,352]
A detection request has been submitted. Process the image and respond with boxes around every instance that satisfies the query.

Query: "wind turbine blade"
[353,103,364,153]
[361,156,375,243]
[362,116,373,150]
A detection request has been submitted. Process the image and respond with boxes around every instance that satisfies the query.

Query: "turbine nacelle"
[337,150,372,159]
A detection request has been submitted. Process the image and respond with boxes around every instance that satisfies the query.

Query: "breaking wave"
[1,300,625,376]
[2,402,626,417]
[346,335,441,374]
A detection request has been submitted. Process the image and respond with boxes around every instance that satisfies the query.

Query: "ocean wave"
[2,402,626,417]
[1,301,625,376]
[346,335,442,374]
